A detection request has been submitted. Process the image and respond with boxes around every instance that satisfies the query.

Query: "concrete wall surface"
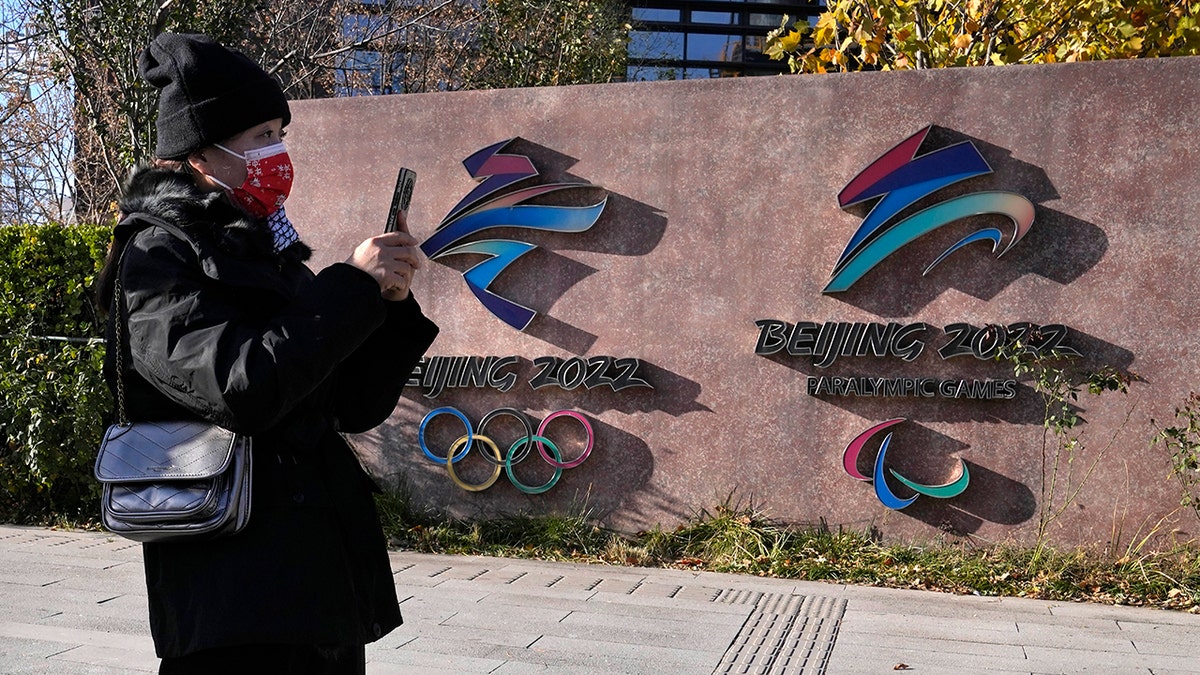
[285,56,1200,547]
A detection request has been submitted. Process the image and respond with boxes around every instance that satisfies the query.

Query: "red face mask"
[210,141,294,219]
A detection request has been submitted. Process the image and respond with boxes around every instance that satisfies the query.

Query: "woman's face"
[188,118,286,192]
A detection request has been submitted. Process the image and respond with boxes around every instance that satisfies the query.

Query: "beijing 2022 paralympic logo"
[824,126,1036,293]
[420,138,608,330]
[842,419,969,510]
[831,127,1032,508]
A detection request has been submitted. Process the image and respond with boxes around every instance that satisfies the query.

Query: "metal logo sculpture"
[824,126,1036,293]
[421,139,608,330]
[418,407,593,494]
[842,419,970,510]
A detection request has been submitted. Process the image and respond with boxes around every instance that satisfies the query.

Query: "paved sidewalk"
[0,525,1197,674]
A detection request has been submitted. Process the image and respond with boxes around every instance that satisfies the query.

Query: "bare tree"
[26,0,257,224]
[248,0,477,97]
[11,0,630,225]
[0,6,75,224]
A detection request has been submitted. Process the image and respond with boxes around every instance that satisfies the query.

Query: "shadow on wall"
[827,126,1109,317]
[428,138,669,355]
[846,422,1037,530]
[903,461,1038,534]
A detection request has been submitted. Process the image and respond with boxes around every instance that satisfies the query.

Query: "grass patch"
[376,493,1200,613]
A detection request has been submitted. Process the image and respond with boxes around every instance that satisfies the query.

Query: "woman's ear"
[187,150,208,174]
[187,150,225,192]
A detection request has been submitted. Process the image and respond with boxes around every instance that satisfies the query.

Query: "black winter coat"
[105,166,438,658]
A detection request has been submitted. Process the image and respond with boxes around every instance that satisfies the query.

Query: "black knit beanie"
[139,33,291,160]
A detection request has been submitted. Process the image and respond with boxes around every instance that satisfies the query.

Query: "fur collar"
[117,165,312,263]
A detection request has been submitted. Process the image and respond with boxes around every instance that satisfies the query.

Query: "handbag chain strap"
[109,213,188,427]
[111,236,133,427]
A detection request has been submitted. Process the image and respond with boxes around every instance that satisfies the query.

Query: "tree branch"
[310,0,453,60]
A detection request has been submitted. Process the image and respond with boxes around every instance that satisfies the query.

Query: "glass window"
[625,1,821,78]
[741,35,770,61]
[626,66,683,82]
[692,12,734,24]
[342,14,370,41]
[629,31,685,61]
[632,8,680,22]
[685,34,740,62]
[749,13,786,28]
[336,49,383,96]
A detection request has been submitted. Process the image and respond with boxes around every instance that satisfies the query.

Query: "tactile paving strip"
[713,592,846,675]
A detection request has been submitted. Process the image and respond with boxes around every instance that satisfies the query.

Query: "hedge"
[0,223,112,523]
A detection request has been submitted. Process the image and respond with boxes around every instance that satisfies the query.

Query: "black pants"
[159,643,366,674]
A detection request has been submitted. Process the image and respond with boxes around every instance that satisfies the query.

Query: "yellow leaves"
[764,15,809,61]
[764,27,805,60]
[813,12,840,46]
[781,0,1200,75]
[821,47,848,67]
[777,30,804,54]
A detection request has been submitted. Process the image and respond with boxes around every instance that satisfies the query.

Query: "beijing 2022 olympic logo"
[842,419,969,510]
[418,407,593,494]
[824,126,1036,293]
[420,138,607,330]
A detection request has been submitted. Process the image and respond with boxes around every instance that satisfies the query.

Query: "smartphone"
[384,167,417,234]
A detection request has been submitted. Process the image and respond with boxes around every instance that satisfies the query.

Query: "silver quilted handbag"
[93,215,252,543]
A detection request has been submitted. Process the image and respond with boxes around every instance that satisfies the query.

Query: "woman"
[96,33,438,672]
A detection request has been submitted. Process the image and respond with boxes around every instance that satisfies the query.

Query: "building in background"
[627,0,821,80]
[333,0,824,96]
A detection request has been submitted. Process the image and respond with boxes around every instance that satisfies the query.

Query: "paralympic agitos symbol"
[420,138,608,330]
[825,126,1036,293]
[842,419,970,510]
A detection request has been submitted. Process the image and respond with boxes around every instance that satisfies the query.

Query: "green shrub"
[0,223,111,524]
[1155,392,1200,524]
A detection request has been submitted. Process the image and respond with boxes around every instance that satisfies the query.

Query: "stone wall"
[286,56,1200,546]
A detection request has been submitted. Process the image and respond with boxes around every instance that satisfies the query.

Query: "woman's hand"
[346,223,424,300]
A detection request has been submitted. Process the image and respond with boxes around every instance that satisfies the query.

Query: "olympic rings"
[478,407,534,466]
[536,410,593,469]
[417,407,594,493]
[446,435,502,491]
[507,436,562,494]
[418,407,472,464]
